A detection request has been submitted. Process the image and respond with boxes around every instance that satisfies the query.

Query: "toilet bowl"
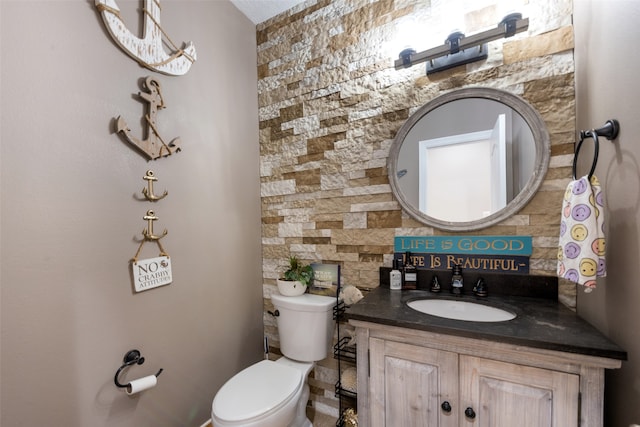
[211,293,335,427]
[211,358,313,427]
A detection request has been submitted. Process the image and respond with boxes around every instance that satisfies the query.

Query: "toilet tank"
[271,293,336,362]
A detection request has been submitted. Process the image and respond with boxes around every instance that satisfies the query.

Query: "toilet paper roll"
[341,367,357,392]
[126,375,157,395]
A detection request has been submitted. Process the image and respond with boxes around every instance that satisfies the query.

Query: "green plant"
[281,256,314,286]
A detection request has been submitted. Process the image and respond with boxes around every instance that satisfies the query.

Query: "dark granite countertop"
[345,287,627,361]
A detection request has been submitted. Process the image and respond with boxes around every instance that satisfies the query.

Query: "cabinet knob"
[441,401,452,413]
[464,407,476,419]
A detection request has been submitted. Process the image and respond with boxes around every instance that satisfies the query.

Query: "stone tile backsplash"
[258,0,575,417]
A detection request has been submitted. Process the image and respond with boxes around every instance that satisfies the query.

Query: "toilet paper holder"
[114,349,163,388]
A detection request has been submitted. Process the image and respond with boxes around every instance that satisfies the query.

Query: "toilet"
[211,292,336,427]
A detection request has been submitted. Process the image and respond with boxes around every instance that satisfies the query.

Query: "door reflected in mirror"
[389,88,549,231]
[420,113,510,221]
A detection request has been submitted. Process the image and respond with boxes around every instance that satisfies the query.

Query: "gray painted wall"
[4,0,638,425]
[0,1,264,426]
[574,0,640,425]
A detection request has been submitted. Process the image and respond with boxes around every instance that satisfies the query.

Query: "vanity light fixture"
[395,13,529,74]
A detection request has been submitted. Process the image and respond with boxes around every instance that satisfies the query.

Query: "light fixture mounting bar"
[394,17,529,70]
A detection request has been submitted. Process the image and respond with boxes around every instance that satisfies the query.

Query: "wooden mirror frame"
[388,87,551,231]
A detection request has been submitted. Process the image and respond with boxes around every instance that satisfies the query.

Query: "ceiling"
[230,0,307,24]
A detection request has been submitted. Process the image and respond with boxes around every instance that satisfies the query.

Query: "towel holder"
[572,119,619,180]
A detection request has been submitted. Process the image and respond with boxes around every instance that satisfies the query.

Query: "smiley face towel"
[557,175,606,292]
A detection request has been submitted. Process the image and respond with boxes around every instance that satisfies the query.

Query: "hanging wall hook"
[580,119,620,141]
[573,119,620,180]
[142,170,168,201]
[114,349,163,388]
[142,209,168,241]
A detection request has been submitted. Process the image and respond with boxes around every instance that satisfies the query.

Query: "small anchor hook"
[142,170,168,201]
[142,209,168,241]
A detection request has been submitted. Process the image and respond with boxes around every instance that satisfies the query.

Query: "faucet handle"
[430,275,441,293]
[473,278,488,297]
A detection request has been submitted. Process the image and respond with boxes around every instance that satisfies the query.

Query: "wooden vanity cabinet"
[352,320,621,427]
[459,355,579,426]
[369,338,459,426]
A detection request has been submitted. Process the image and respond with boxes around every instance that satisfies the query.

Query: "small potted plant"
[276,256,313,296]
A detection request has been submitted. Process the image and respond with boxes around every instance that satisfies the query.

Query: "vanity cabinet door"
[459,355,579,427]
[369,338,459,427]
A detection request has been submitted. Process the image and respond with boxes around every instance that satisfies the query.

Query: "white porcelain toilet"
[211,293,335,427]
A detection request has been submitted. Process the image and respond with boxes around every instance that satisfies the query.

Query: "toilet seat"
[212,360,303,424]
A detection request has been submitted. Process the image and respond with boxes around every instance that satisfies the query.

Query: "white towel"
[557,175,606,292]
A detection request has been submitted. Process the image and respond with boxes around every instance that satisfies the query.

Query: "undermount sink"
[407,298,516,322]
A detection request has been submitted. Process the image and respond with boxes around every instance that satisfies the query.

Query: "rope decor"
[131,238,168,264]
[96,3,118,15]
[95,0,197,76]
[144,114,173,156]
[139,5,196,66]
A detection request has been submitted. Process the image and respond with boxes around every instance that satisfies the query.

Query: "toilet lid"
[212,360,302,422]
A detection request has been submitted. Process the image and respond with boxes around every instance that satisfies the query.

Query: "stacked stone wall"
[258,0,575,418]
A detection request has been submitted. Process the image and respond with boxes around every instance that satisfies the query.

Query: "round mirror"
[388,87,550,231]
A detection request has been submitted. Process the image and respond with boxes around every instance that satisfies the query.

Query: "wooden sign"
[132,256,172,292]
[395,252,530,275]
[394,236,532,256]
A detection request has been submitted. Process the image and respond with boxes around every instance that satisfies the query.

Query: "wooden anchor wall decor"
[131,171,172,293]
[95,0,197,76]
[116,76,182,160]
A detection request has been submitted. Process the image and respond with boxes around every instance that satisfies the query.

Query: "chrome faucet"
[451,264,463,295]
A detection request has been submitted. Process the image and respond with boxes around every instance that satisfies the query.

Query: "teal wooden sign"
[394,236,532,256]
